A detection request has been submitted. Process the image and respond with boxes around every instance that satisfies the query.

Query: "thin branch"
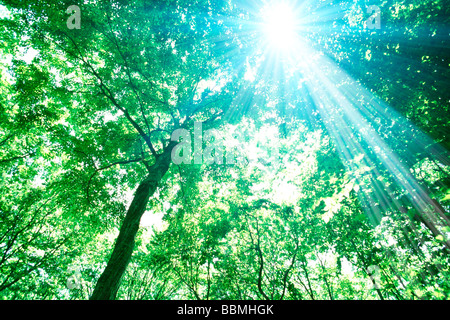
[280,239,298,300]
[104,17,152,137]
[185,94,224,122]
[139,140,152,173]
[244,214,269,300]
[61,32,158,158]
[0,134,13,147]
[0,153,32,165]
[86,157,143,204]
[172,265,201,300]
[315,251,334,300]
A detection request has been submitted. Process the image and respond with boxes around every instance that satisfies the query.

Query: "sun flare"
[261,3,299,51]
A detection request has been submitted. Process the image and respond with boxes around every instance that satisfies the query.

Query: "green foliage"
[0,0,449,300]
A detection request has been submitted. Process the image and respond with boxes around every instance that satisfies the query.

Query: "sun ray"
[300,48,450,248]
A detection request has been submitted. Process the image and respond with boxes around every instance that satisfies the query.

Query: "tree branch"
[0,153,32,165]
[86,157,143,204]
[61,32,158,158]
[0,134,13,147]
[104,17,152,137]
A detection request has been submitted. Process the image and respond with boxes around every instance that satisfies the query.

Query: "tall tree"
[2,0,246,299]
[1,0,449,301]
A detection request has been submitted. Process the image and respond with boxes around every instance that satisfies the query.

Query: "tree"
[2,0,246,299]
[1,0,449,300]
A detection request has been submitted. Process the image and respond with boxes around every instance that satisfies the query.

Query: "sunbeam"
[2,0,449,302]
[261,2,298,50]
[231,0,450,288]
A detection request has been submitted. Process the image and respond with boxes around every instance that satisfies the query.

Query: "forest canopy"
[0,0,449,300]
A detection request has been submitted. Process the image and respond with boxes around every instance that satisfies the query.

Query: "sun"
[261,2,299,51]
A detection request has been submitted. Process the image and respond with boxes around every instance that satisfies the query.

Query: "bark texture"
[90,142,175,300]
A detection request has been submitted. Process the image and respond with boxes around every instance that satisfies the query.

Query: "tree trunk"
[90,142,175,300]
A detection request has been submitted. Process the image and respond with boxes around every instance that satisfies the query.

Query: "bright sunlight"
[261,2,299,51]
